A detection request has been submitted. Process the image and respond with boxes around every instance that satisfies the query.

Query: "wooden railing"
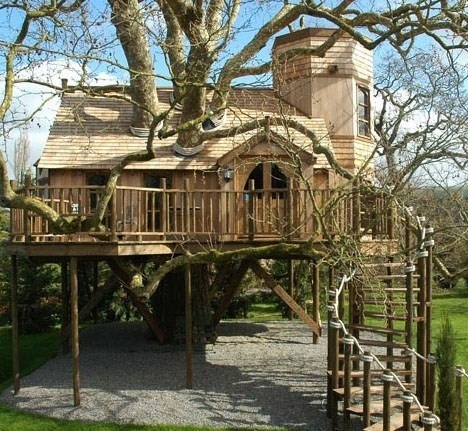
[9,184,394,244]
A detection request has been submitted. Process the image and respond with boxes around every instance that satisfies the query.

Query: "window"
[358,86,371,137]
[87,173,108,211]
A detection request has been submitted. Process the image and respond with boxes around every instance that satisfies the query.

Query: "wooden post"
[425,226,434,377]
[288,259,294,320]
[330,316,341,431]
[342,335,353,431]
[11,255,20,395]
[455,365,464,431]
[184,179,191,236]
[312,262,320,344]
[422,411,435,431]
[248,179,255,241]
[286,178,293,239]
[161,178,167,239]
[402,391,413,431]
[352,178,361,237]
[404,262,414,383]
[427,355,436,413]
[416,246,428,404]
[70,257,80,406]
[382,369,393,431]
[110,188,118,242]
[185,263,193,389]
[61,262,70,354]
[362,351,373,429]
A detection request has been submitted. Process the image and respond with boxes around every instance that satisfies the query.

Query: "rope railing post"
[343,334,354,431]
[455,365,464,431]
[382,369,393,431]
[422,411,435,431]
[425,225,434,405]
[416,226,428,404]
[361,350,373,428]
[330,316,341,431]
[427,354,437,413]
[401,391,413,431]
[404,262,415,383]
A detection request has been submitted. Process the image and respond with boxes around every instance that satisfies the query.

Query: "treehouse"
[9,28,393,256]
[7,30,438,431]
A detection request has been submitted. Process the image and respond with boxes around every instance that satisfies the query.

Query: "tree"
[12,128,31,186]
[0,2,467,339]
[373,49,468,281]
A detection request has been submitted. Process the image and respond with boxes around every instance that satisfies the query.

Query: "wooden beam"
[185,264,193,389]
[211,261,251,327]
[11,255,20,395]
[107,258,165,343]
[249,260,321,337]
[123,286,165,343]
[70,256,80,406]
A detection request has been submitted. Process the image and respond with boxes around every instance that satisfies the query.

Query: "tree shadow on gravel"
[1,321,334,430]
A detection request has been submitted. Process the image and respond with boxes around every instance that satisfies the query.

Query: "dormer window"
[358,86,371,137]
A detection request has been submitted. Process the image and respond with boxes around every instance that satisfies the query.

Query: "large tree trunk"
[109,0,158,128]
[151,264,214,344]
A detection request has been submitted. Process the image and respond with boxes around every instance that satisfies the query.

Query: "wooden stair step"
[327,369,412,379]
[363,412,421,431]
[360,287,420,293]
[364,313,407,321]
[362,262,406,269]
[362,300,420,306]
[373,274,411,280]
[347,338,407,348]
[364,312,425,323]
[338,353,412,363]
[348,324,406,336]
[333,382,413,397]
[347,398,401,415]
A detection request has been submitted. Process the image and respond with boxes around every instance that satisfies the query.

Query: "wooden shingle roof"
[38,87,333,170]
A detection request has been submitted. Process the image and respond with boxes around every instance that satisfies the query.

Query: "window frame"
[357,86,371,138]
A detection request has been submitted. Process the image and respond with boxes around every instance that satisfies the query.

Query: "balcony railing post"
[286,179,293,239]
[23,181,31,242]
[161,178,167,239]
[352,178,361,237]
[184,179,190,236]
[248,179,255,241]
[110,187,117,242]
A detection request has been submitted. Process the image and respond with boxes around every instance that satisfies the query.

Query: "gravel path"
[1,321,353,429]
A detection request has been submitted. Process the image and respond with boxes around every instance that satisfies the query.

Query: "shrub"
[436,314,458,431]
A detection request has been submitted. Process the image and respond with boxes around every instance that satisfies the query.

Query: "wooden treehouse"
[7,29,437,430]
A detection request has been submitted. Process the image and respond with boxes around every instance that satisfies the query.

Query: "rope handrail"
[329,265,440,425]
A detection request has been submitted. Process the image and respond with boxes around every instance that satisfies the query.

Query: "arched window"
[243,162,287,197]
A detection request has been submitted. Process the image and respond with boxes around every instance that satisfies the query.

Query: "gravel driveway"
[1,320,343,429]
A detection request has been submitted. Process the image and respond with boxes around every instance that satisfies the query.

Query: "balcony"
[9,185,395,255]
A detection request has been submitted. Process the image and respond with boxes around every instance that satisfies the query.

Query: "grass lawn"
[1,287,468,430]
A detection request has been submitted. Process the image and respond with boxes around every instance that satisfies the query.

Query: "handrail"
[9,185,395,243]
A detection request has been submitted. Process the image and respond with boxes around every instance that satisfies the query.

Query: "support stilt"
[312,262,320,344]
[70,257,80,406]
[185,263,193,389]
[61,261,70,354]
[288,259,294,320]
[11,255,20,395]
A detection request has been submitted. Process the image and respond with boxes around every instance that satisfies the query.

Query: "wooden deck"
[9,185,394,257]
